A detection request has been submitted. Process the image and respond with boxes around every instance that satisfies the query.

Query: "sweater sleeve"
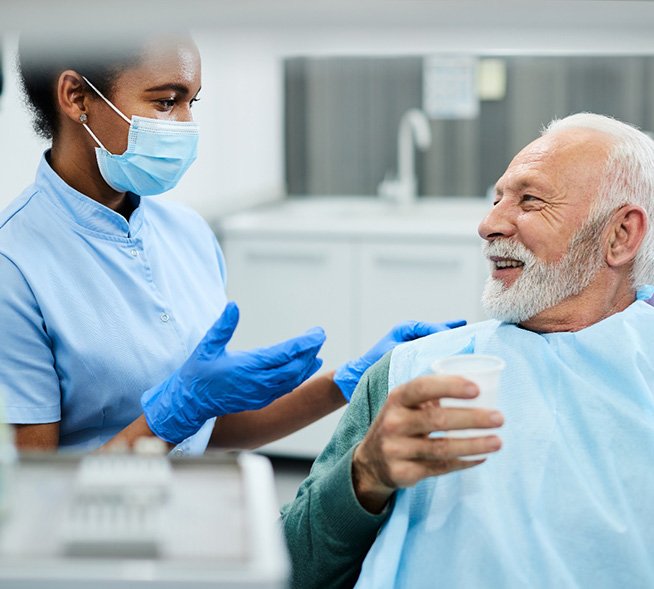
[280,352,393,589]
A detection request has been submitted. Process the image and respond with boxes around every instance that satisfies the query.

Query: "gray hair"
[543,113,654,287]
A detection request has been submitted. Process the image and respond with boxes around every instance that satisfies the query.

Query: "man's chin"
[482,306,531,325]
[481,278,542,324]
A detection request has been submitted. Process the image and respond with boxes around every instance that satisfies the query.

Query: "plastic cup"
[431,354,505,459]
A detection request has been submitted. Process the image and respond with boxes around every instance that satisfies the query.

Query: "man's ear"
[606,205,648,268]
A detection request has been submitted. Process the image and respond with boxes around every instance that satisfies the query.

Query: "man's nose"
[478,200,516,241]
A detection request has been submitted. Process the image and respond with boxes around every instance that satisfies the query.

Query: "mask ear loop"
[79,75,132,152]
[81,75,132,125]
[79,113,109,151]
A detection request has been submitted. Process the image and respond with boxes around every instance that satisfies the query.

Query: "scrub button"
[160,313,170,323]
[130,249,138,257]
[172,448,184,457]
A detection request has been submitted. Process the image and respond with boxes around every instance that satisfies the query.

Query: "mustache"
[482,239,537,266]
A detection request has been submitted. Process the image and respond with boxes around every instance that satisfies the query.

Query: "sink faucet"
[378,108,432,205]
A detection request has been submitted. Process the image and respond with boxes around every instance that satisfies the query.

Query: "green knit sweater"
[280,352,393,589]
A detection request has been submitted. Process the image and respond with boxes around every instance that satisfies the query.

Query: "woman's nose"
[175,104,195,122]
[179,111,194,123]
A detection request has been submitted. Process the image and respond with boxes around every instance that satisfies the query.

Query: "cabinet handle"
[246,251,328,265]
[374,256,459,271]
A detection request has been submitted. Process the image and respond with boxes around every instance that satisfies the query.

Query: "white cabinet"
[220,237,353,458]
[216,197,489,458]
[357,240,486,350]
[222,237,356,369]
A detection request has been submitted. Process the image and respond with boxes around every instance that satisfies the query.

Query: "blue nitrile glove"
[142,301,326,444]
[333,319,466,401]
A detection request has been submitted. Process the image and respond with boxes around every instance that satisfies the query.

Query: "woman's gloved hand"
[142,302,326,444]
[333,319,466,402]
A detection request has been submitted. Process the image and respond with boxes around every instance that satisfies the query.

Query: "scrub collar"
[35,151,145,239]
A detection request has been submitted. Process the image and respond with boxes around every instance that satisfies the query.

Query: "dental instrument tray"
[0,451,287,588]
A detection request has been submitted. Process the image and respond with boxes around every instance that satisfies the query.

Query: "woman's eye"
[190,97,201,108]
[522,194,542,203]
[157,99,176,109]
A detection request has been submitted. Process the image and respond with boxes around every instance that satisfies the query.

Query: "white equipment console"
[0,451,288,588]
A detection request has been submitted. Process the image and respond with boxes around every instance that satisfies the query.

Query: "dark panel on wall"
[285,55,654,198]
[285,56,422,196]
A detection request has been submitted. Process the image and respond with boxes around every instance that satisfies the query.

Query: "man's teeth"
[495,259,524,269]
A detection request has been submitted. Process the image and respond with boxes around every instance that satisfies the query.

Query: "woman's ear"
[56,70,89,124]
[606,205,648,268]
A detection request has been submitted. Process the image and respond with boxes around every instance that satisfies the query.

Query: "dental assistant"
[1,33,462,453]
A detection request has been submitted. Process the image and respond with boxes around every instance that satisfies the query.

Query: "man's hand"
[352,375,504,513]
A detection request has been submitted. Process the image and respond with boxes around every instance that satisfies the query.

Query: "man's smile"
[490,256,524,284]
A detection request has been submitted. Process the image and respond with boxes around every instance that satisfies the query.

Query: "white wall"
[0,34,48,206]
[3,1,654,218]
[165,31,285,217]
[0,31,285,217]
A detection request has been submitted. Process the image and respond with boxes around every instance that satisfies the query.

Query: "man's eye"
[522,194,542,203]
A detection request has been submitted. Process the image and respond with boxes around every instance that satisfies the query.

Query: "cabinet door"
[357,240,487,355]
[221,236,354,457]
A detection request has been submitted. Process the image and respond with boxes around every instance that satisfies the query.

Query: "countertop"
[214,196,491,242]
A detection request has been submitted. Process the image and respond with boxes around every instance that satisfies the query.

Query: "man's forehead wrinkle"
[502,139,559,177]
[499,164,553,194]
[513,129,611,168]
[515,145,552,165]
[506,133,611,199]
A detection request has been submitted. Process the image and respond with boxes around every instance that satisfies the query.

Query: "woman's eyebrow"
[144,83,191,95]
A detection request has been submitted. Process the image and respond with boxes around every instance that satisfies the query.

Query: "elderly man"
[281,113,654,589]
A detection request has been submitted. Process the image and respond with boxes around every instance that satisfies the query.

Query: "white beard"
[481,216,608,324]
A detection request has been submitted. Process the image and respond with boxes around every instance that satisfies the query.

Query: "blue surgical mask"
[80,76,199,196]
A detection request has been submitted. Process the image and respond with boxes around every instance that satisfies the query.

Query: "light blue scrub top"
[0,153,228,453]
[356,290,654,589]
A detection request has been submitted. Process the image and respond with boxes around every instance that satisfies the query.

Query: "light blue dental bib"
[356,293,654,589]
